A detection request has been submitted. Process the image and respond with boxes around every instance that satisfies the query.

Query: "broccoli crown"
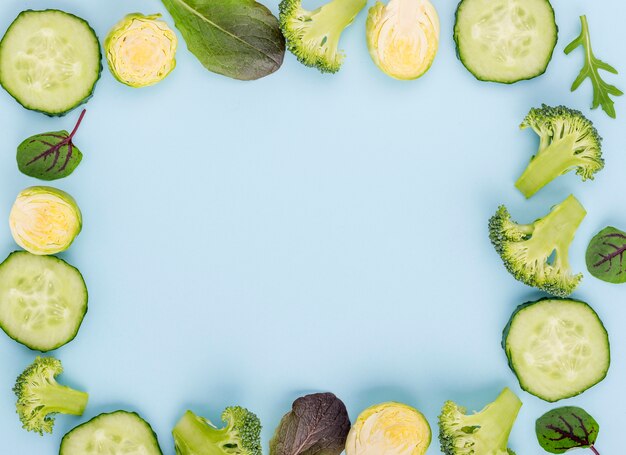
[173,406,262,455]
[438,388,522,455]
[516,104,603,198]
[13,356,88,435]
[488,195,586,297]
[279,0,366,73]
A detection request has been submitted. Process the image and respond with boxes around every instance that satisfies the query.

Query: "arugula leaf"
[270,392,350,455]
[586,226,626,283]
[161,0,285,80]
[536,407,601,454]
[565,15,622,119]
[16,109,86,181]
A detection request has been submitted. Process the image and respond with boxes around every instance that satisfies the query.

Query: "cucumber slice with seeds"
[503,298,610,402]
[0,9,102,116]
[60,411,163,455]
[0,251,87,352]
[454,0,557,83]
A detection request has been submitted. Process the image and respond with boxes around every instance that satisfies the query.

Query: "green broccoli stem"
[515,134,579,198]
[532,194,586,269]
[173,411,226,455]
[465,388,522,449]
[40,383,88,416]
[309,0,366,38]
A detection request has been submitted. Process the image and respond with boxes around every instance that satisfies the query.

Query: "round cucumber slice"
[0,9,102,116]
[503,298,610,402]
[60,411,163,455]
[454,0,557,83]
[0,251,87,352]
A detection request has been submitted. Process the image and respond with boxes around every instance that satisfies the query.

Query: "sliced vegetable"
[161,0,285,81]
[17,109,86,181]
[173,406,261,455]
[14,356,88,435]
[565,15,622,119]
[270,393,350,455]
[60,411,163,454]
[105,13,177,88]
[536,407,601,454]
[488,195,586,297]
[0,9,101,116]
[515,105,603,198]
[366,0,439,80]
[279,0,366,73]
[586,226,626,284]
[453,0,557,83]
[346,402,430,455]
[438,388,521,455]
[9,186,82,255]
[0,251,88,352]
[503,298,610,402]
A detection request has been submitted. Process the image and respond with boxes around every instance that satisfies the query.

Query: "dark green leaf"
[270,393,350,455]
[586,226,626,284]
[536,407,599,454]
[161,0,285,81]
[16,110,86,181]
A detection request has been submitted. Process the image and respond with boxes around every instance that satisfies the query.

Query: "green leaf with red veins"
[536,407,601,454]
[586,226,626,284]
[16,109,86,181]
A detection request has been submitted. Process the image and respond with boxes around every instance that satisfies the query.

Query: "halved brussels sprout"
[9,187,82,255]
[105,13,177,88]
[346,402,431,455]
[366,0,440,80]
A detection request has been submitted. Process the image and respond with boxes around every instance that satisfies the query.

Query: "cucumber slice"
[0,251,87,352]
[60,411,163,455]
[503,298,610,402]
[0,9,102,116]
[454,0,557,83]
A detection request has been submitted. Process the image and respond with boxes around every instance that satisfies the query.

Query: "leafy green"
[565,15,622,119]
[536,407,600,454]
[16,110,86,180]
[586,226,626,284]
[270,393,350,455]
[161,0,285,80]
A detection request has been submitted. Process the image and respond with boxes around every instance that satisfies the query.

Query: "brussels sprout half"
[105,13,177,88]
[366,0,439,80]
[346,402,431,455]
[9,187,82,255]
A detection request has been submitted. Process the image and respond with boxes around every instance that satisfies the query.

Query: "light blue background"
[0,0,624,453]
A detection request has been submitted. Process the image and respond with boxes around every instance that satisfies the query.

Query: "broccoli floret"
[173,406,262,455]
[515,104,603,198]
[488,195,586,297]
[279,0,366,73]
[439,388,522,455]
[13,356,88,435]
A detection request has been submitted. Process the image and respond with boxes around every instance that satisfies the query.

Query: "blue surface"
[1,0,624,453]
